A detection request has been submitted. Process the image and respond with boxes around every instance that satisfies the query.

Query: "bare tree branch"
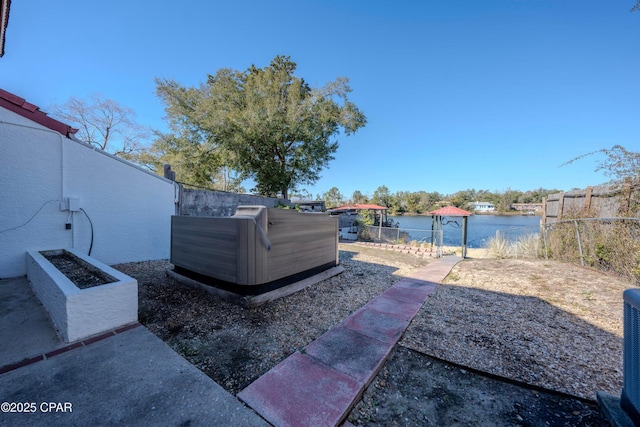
[49,94,151,159]
[561,145,640,183]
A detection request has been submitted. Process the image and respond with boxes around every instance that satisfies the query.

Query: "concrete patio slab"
[339,306,409,345]
[0,326,268,427]
[0,277,65,368]
[238,352,362,427]
[304,326,391,384]
[0,276,267,427]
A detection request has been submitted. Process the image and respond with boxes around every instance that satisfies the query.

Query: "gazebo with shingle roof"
[427,206,472,258]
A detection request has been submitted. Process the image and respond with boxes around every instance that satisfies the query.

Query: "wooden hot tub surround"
[170,206,339,290]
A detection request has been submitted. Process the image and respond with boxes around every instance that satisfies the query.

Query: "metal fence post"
[574,220,585,266]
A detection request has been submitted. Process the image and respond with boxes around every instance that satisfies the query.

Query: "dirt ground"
[348,346,607,427]
[114,244,632,427]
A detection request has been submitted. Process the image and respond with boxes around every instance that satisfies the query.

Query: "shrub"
[543,216,640,284]
[514,234,541,258]
[486,233,540,259]
[486,234,511,259]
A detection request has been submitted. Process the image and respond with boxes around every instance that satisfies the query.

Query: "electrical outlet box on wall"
[68,198,81,212]
[59,197,81,211]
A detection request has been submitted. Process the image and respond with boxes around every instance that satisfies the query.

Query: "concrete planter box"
[26,248,138,343]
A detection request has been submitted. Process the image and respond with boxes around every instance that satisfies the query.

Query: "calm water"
[388,214,541,248]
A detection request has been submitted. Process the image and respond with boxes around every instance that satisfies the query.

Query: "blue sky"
[2,1,639,198]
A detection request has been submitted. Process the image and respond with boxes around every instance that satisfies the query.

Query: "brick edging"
[0,322,142,375]
[352,241,439,256]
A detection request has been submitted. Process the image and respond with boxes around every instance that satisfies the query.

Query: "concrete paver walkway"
[238,255,462,427]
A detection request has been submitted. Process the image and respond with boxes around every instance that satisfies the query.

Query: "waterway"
[388,214,542,248]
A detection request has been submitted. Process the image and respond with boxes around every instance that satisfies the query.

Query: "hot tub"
[170,206,339,292]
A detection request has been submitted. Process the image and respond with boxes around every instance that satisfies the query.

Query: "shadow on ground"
[348,346,608,426]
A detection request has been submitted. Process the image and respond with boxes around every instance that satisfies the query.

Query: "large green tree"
[417,191,443,213]
[323,187,344,208]
[351,190,368,204]
[155,55,366,198]
[372,185,392,207]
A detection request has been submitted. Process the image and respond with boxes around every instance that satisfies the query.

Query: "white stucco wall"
[0,107,177,278]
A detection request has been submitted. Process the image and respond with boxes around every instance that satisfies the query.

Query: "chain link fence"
[494,217,640,283]
[360,217,639,284]
[541,217,640,283]
[360,224,443,248]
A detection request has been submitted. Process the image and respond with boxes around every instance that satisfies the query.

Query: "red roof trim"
[427,206,472,217]
[0,88,78,137]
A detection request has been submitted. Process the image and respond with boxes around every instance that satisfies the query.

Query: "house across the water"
[469,201,495,212]
[511,203,543,215]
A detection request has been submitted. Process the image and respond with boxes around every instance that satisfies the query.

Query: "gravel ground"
[402,257,630,400]
[113,243,632,426]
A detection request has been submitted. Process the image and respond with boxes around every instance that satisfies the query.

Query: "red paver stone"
[382,285,430,304]
[394,278,438,294]
[364,294,423,321]
[238,352,363,427]
[408,268,446,282]
[340,307,409,345]
[406,256,462,283]
[304,326,392,384]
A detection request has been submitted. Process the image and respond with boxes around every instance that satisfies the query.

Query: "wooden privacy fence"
[540,179,640,283]
[542,178,640,225]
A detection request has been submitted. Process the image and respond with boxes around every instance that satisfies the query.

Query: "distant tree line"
[299,185,561,214]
